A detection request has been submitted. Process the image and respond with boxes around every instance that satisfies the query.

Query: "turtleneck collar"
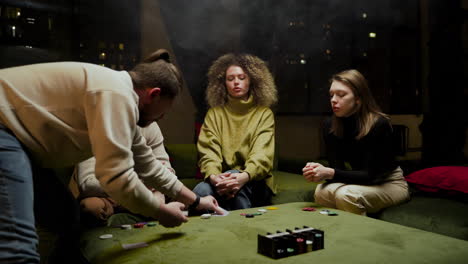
[226,94,256,114]
[339,114,359,138]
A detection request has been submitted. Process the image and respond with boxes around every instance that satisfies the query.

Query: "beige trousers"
[314,167,410,215]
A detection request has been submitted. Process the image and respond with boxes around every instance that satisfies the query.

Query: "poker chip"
[201,214,211,219]
[328,211,339,216]
[120,224,132,230]
[302,207,316,212]
[319,209,330,215]
[99,234,113,240]
[133,223,145,228]
[147,222,157,226]
[258,209,267,213]
[306,240,313,251]
[245,214,254,218]
[240,213,247,216]
[266,207,278,210]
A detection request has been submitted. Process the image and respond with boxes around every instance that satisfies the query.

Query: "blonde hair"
[205,53,277,108]
[330,69,389,139]
[130,49,183,98]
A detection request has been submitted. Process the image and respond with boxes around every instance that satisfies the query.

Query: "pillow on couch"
[405,166,468,195]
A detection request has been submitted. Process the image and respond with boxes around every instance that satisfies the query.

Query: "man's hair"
[130,49,183,98]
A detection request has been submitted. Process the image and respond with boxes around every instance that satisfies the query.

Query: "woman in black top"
[302,69,409,215]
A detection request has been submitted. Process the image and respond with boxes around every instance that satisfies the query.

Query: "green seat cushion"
[379,195,468,241]
[272,170,318,204]
[180,178,202,191]
[165,144,198,179]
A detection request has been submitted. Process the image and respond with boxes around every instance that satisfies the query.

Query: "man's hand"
[302,162,334,182]
[197,195,224,215]
[154,202,188,227]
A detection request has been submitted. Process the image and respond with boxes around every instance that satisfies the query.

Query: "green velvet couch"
[165,144,317,206]
[165,144,468,241]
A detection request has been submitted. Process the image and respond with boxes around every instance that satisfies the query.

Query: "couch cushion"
[405,166,468,195]
[271,170,318,204]
[179,178,202,191]
[165,144,198,179]
[182,170,317,205]
[378,195,468,241]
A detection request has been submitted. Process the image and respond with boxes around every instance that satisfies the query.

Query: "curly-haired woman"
[193,53,278,211]
[302,69,410,215]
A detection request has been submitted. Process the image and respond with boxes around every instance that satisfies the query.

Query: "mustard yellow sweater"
[197,95,276,193]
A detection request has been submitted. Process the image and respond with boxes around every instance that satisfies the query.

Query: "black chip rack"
[257,226,324,259]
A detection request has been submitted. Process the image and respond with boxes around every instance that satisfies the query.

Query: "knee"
[227,191,251,210]
[193,182,214,197]
[314,184,332,203]
[314,186,324,201]
[335,187,361,204]
[334,187,366,214]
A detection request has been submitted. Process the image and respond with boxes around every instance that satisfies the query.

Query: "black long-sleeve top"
[323,115,398,185]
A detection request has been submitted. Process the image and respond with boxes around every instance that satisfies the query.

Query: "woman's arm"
[243,108,275,181]
[197,109,224,180]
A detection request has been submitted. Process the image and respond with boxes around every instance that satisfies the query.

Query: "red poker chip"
[302,207,316,212]
[133,223,145,228]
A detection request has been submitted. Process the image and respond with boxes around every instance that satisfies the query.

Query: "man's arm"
[74,157,107,199]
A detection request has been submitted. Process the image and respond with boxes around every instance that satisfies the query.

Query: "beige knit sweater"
[75,122,175,199]
[0,62,182,217]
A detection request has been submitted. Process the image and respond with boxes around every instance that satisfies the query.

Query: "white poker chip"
[99,234,113,239]
[319,210,330,215]
[201,214,211,219]
[258,209,267,213]
[121,224,132,230]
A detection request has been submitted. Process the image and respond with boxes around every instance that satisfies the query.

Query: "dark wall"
[420,0,467,166]
[1,0,466,165]
[158,0,241,123]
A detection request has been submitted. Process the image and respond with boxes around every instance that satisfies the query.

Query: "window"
[239,0,421,115]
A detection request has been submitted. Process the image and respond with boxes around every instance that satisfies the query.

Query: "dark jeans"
[0,126,83,264]
[0,126,40,263]
[193,170,273,211]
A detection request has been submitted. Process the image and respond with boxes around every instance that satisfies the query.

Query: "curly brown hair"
[205,53,277,108]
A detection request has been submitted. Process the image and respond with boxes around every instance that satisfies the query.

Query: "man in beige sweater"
[75,122,176,225]
[0,49,220,263]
